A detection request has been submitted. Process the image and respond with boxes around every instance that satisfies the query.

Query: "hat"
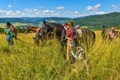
[6,22,12,27]
[111,27,115,31]
[68,21,73,26]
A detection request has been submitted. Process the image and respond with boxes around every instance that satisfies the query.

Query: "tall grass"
[0,31,120,80]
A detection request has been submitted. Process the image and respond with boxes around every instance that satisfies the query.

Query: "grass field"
[0,31,120,80]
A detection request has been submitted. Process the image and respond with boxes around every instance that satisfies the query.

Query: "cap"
[68,21,73,26]
[6,22,12,27]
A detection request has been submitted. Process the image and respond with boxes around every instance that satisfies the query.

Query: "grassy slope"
[0,31,120,80]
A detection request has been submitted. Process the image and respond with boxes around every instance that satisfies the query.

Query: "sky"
[0,0,120,18]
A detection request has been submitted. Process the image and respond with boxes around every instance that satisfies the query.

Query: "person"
[109,27,116,40]
[63,23,68,30]
[11,24,17,36]
[4,22,17,45]
[66,21,75,62]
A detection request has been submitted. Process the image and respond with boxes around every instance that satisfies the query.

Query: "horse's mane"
[28,26,39,28]
[47,22,64,28]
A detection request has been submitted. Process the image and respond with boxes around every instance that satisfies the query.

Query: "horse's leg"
[39,37,43,46]
[60,30,66,49]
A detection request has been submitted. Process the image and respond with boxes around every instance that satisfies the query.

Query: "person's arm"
[4,28,9,35]
[66,36,73,41]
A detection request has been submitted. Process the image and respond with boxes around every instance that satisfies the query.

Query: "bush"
[0,28,4,33]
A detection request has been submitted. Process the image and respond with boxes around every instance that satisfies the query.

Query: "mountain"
[34,17,71,24]
[0,17,71,25]
[73,12,120,28]
[0,12,120,29]
[0,18,28,23]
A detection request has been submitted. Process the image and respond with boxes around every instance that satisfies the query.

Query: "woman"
[109,27,117,41]
[4,22,17,45]
[66,21,75,62]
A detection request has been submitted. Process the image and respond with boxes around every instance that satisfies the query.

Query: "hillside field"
[0,30,120,80]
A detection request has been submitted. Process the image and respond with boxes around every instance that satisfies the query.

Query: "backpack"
[11,25,17,36]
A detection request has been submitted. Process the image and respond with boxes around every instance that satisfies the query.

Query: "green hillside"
[0,18,28,23]
[0,12,120,30]
[73,12,120,29]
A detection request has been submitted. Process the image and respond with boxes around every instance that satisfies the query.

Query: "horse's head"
[40,20,54,37]
[101,26,111,40]
[24,26,30,34]
[33,33,40,46]
[40,21,48,33]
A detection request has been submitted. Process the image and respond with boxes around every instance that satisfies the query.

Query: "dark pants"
[6,35,14,45]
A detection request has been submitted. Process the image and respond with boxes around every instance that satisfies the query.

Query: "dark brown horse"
[33,20,96,50]
[33,21,65,46]
[101,26,120,41]
[25,26,40,33]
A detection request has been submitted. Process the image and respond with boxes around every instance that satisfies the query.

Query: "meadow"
[0,30,120,80]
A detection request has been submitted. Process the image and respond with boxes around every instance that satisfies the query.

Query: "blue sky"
[0,0,120,18]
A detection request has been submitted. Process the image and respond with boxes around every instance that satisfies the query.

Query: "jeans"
[6,35,14,45]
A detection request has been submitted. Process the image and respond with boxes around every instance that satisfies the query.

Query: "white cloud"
[0,6,109,18]
[38,6,44,8]
[6,11,13,15]
[0,10,6,13]
[56,6,65,10]
[8,5,12,8]
[16,10,21,14]
[43,10,54,13]
[111,5,118,9]
[86,4,101,11]
[95,11,105,14]
[24,8,33,12]
[0,8,89,18]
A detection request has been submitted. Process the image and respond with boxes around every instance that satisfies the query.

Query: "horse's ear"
[27,26,30,28]
[102,26,105,28]
[43,20,46,24]
[102,26,107,28]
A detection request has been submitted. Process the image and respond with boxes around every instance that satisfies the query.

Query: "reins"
[16,38,35,46]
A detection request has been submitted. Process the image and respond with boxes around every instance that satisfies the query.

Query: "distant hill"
[73,12,120,28]
[34,17,71,24]
[0,18,28,23]
[0,12,120,29]
[0,17,71,25]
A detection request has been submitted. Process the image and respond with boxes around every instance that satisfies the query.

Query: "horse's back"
[77,28,95,38]
[75,28,96,49]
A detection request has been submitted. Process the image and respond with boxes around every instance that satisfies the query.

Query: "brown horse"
[25,26,40,33]
[73,27,96,51]
[101,26,120,41]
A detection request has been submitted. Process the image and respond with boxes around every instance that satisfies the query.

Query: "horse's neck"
[29,28,38,32]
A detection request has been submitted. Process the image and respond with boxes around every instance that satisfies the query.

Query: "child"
[4,22,17,45]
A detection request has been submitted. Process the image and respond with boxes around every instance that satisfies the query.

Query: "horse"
[33,21,96,51]
[74,27,96,50]
[33,21,66,47]
[101,26,110,40]
[25,26,40,34]
[101,26,120,41]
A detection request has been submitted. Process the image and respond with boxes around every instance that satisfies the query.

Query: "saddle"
[74,28,83,38]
